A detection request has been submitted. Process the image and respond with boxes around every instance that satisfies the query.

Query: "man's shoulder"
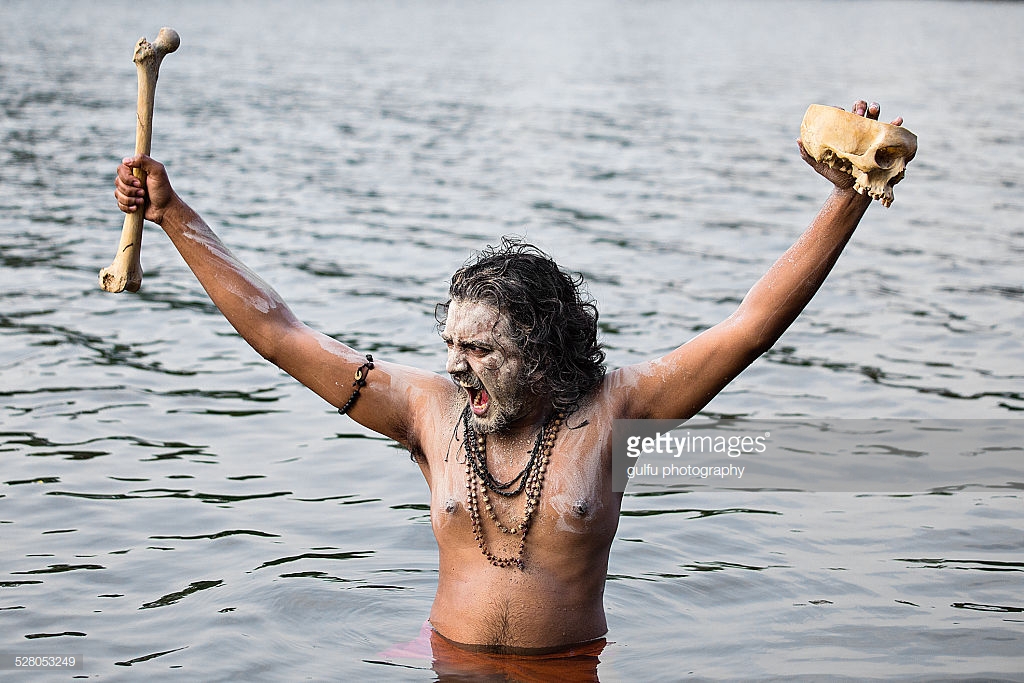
[585,361,690,421]
[578,367,639,420]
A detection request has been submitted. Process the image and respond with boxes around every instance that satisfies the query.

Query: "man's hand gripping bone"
[797,100,916,207]
[100,27,179,293]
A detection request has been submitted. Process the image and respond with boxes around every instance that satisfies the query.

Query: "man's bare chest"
[424,423,620,559]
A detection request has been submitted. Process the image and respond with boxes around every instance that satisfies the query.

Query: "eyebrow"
[441,333,493,350]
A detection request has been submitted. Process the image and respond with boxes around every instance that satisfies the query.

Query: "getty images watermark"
[612,419,1023,493]
[623,428,770,481]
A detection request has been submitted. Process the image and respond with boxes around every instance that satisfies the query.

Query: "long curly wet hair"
[436,237,606,417]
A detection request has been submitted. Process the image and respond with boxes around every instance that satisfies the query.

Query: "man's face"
[442,299,532,434]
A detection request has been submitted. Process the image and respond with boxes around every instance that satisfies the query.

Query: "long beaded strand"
[464,407,563,570]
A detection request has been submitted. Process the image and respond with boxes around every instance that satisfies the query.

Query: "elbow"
[246,317,302,369]
[251,332,286,368]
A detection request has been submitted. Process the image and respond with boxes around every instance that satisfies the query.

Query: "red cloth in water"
[378,621,605,682]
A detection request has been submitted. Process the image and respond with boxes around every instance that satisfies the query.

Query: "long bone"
[100,28,180,293]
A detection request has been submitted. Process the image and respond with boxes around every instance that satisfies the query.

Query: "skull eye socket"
[873,146,905,169]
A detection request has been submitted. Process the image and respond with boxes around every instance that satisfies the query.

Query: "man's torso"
[414,374,628,650]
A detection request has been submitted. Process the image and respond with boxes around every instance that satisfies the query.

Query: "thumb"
[123,154,164,176]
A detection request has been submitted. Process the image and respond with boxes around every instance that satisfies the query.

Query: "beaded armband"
[338,354,374,415]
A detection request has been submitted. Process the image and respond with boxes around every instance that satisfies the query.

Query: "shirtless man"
[114,101,902,654]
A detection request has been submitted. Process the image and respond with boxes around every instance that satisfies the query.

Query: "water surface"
[1,1,1022,679]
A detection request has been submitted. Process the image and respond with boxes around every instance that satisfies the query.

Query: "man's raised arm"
[619,101,903,421]
[114,155,450,448]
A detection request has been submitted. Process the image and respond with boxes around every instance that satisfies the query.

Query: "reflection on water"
[2,0,1023,679]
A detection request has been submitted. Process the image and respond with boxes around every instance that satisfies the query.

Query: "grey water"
[1,0,1022,679]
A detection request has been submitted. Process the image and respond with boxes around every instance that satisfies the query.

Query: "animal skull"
[800,104,917,207]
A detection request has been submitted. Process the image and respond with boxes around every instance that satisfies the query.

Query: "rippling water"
[2,0,1022,680]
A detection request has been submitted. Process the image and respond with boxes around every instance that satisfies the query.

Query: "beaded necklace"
[462,406,563,570]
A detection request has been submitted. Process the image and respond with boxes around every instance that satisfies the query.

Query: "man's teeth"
[470,387,490,410]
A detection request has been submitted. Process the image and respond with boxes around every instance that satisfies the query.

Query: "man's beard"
[451,370,529,435]
[471,407,513,435]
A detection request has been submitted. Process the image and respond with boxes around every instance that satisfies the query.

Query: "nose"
[446,346,467,375]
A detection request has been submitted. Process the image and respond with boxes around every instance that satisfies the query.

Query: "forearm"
[158,197,302,361]
[732,186,871,351]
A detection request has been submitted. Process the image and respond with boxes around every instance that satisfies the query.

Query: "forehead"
[443,299,509,340]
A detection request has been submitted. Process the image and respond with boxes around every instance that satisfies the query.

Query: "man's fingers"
[123,154,166,180]
[851,100,885,121]
[115,189,140,213]
[114,154,174,225]
[797,139,818,171]
[117,163,142,192]
[115,166,143,199]
[114,183,142,212]
[796,139,812,162]
[114,157,149,214]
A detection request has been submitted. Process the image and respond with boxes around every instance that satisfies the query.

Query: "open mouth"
[466,386,490,416]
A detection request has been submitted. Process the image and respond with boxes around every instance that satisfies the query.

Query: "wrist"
[829,185,871,208]
[155,194,189,229]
